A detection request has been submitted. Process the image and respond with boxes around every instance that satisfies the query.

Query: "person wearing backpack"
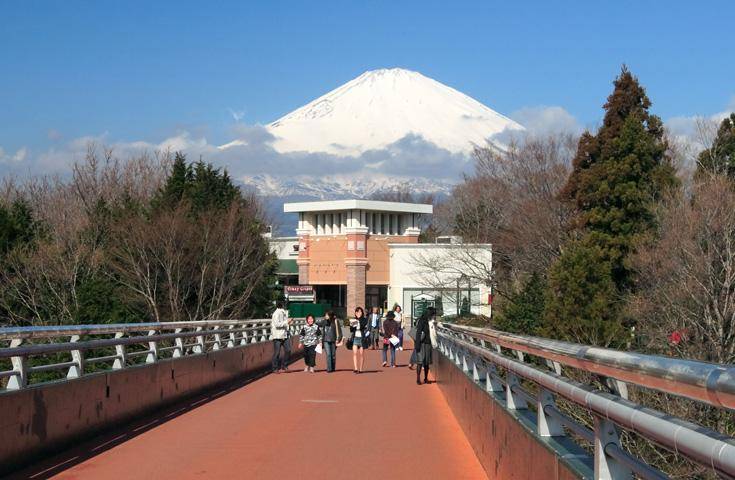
[271,302,293,373]
[299,314,322,373]
[318,310,343,372]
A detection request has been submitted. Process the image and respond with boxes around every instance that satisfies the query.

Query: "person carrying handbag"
[414,307,436,385]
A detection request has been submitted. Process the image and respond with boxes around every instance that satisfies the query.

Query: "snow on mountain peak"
[261,67,523,156]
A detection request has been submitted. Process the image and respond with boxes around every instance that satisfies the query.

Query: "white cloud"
[0,146,28,164]
[510,106,583,136]
[664,95,735,161]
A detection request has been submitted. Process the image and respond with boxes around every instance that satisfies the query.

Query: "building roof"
[283,199,433,214]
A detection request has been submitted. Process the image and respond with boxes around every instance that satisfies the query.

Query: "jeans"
[272,338,290,371]
[324,341,337,371]
[410,349,417,365]
[304,344,317,367]
[381,343,396,366]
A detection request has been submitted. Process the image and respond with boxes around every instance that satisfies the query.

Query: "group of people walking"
[271,301,438,384]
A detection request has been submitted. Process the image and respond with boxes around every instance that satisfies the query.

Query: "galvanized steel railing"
[436,323,735,480]
[0,319,305,391]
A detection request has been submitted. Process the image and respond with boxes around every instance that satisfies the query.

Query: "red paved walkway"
[12,349,487,480]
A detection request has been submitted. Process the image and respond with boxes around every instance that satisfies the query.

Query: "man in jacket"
[271,302,293,373]
[368,307,382,349]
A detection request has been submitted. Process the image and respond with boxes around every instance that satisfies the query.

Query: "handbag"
[345,335,354,350]
[408,326,417,340]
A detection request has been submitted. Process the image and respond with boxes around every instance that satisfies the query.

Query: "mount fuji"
[219,68,523,229]
[223,68,523,157]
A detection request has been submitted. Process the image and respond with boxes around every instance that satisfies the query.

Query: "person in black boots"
[414,307,436,385]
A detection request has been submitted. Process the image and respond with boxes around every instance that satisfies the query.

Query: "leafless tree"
[108,197,272,322]
[631,174,735,365]
[438,133,577,296]
[1,145,171,325]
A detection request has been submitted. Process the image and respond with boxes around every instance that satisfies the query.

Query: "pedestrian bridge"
[1,320,733,479]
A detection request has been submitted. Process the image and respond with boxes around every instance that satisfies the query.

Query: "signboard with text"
[284,285,315,302]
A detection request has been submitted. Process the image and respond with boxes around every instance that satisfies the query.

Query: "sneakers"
[304,366,309,372]
[309,367,315,373]
[382,361,387,367]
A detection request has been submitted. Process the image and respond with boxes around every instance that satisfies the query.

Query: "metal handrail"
[439,323,735,410]
[436,324,735,479]
[0,318,305,391]
[0,319,271,340]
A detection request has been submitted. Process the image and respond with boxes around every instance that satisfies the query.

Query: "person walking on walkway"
[369,307,382,349]
[380,310,400,367]
[414,307,436,385]
[349,307,369,373]
[271,302,293,373]
[299,314,322,373]
[318,310,343,372]
[393,304,404,351]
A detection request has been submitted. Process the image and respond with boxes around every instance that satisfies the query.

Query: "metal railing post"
[113,331,127,369]
[212,325,222,350]
[7,338,27,390]
[506,372,527,410]
[227,325,236,348]
[194,326,205,353]
[146,329,158,363]
[537,389,564,437]
[67,335,84,379]
[485,364,503,392]
[173,328,184,358]
[594,416,632,480]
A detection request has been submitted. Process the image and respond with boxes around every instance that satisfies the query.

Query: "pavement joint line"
[29,455,80,478]
[165,407,187,418]
[301,399,339,403]
[132,419,160,432]
[91,433,128,452]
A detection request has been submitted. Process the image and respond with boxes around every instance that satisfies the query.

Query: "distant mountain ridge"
[241,173,454,199]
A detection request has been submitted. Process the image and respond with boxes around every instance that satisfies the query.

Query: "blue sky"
[1,0,734,175]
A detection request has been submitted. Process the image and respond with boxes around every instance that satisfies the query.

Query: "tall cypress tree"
[545,67,678,346]
[697,113,735,178]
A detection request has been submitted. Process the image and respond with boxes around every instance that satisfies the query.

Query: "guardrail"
[0,319,305,391]
[436,323,735,480]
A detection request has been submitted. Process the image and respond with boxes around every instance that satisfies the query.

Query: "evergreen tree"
[545,67,678,346]
[543,242,623,346]
[561,66,678,287]
[0,199,37,258]
[153,153,240,213]
[697,113,735,178]
[494,272,546,335]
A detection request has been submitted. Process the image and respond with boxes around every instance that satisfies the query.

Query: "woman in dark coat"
[414,307,436,385]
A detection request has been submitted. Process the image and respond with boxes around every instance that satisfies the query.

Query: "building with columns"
[271,199,492,323]
[284,200,432,315]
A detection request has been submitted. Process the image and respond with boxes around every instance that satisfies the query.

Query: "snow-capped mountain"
[221,68,522,218]
[241,173,454,199]
[223,67,523,156]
